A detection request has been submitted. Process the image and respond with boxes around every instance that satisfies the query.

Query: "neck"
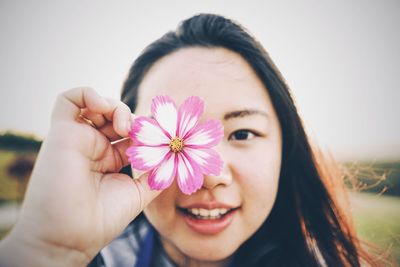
[160,237,232,267]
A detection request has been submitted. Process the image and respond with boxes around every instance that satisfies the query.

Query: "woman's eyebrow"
[223,109,269,121]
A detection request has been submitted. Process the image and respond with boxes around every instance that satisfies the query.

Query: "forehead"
[136,47,273,116]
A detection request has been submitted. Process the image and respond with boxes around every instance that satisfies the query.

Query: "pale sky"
[0,0,399,161]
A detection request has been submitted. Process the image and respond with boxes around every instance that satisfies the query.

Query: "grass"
[350,192,400,264]
[0,150,20,201]
[0,228,11,240]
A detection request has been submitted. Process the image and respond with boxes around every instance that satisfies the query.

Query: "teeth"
[210,209,219,217]
[219,208,228,214]
[191,208,199,215]
[187,208,230,219]
[199,208,209,216]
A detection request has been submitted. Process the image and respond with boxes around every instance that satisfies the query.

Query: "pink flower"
[126,96,224,195]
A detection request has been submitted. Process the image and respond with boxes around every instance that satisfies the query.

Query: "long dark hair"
[120,13,380,267]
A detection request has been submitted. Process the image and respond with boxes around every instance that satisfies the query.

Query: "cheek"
[232,141,281,188]
[143,186,178,234]
[231,142,282,225]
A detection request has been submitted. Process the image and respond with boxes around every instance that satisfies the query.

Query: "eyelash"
[228,129,260,141]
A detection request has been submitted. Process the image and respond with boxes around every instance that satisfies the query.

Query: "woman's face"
[133,47,282,265]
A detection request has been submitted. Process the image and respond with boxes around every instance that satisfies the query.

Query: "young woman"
[0,14,382,267]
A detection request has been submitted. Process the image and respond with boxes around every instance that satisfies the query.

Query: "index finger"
[51,87,110,124]
[51,87,133,137]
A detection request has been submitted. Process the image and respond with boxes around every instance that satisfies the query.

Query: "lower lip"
[181,209,238,235]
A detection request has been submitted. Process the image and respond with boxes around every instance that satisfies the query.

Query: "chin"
[176,237,239,262]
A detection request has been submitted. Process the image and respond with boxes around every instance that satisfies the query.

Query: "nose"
[201,144,233,190]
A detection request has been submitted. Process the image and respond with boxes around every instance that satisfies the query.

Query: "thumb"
[99,170,161,227]
[131,171,161,215]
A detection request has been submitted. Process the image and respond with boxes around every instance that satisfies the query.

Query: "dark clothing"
[88,220,176,267]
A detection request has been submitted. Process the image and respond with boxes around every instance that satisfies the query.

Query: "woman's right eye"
[229,129,257,141]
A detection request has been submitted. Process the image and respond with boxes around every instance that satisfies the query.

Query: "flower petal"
[184,148,223,176]
[151,96,178,138]
[184,119,224,148]
[176,152,203,195]
[148,152,177,190]
[129,116,170,146]
[126,145,170,171]
[177,96,204,138]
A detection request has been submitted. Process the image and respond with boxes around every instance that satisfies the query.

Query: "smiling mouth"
[177,207,239,220]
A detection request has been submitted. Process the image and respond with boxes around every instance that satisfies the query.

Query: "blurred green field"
[0,150,21,202]
[0,149,399,264]
[350,192,400,264]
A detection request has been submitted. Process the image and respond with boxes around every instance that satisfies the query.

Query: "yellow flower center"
[169,137,184,153]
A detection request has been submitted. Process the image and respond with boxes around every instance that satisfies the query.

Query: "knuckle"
[106,97,131,112]
[62,87,80,96]
[71,86,94,93]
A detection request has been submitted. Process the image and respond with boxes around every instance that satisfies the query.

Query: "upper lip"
[179,201,238,210]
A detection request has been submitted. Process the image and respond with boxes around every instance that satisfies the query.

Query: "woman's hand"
[0,87,160,266]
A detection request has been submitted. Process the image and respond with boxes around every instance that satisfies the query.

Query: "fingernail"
[126,120,132,133]
[126,114,136,133]
[130,114,136,124]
